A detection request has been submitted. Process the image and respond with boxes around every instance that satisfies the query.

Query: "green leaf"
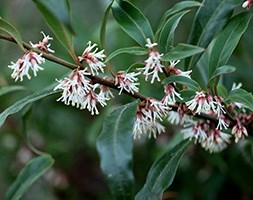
[0,83,58,128]
[207,65,236,86]
[162,43,204,62]
[0,18,25,51]
[96,101,137,199]
[162,75,200,91]
[135,140,190,200]
[225,88,253,111]
[217,84,228,98]
[5,155,54,200]
[158,10,190,53]
[105,46,148,62]
[186,0,242,69]
[100,0,115,49]
[33,0,76,60]
[208,12,252,77]
[156,1,203,36]
[112,0,154,47]
[0,86,26,97]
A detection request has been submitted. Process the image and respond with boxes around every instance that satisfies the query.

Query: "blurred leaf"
[0,86,26,96]
[126,63,145,73]
[112,0,154,47]
[0,83,58,128]
[100,0,114,49]
[207,65,236,87]
[162,43,204,61]
[158,10,190,53]
[135,140,190,200]
[96,101,137,199]
[217,84,228,98]
[208,12,252,77]
[0,18,25,51]
[33,0,76,60]
[5,155,54,200]
[156,1,203,36]
[162,75,200,91]
[105,46,148,62]
[180,89,196,102]
[225,88,253,111]
[186,0,242,69]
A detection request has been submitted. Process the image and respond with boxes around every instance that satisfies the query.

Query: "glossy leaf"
[112,0,154,46]
[33,0,76,60]
[156,1,203,36]
[5,155,54,200]
[0,83,58,128]
[0,18,25,51]
[0,86,26,97]
[135,140,190,200]
[186,0,242,69]
[162,75,200,91]
[208,12,252,77]
[207,65,236,86]
[96,101,137,199]
[158,10,190,53]
[100,0,114,49]
[162,43,204,62]
[105,46,148,62]
[225,88,253,111]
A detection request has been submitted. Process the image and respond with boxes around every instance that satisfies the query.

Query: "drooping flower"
[78,41,106,75]
[115,71,140,95]
[242,0,253,8]
[167,104,192,126]
[182,121,207,143]
[8,51,45,81]
[30,31,55,53]
[138,38,164,84]
[54,68,91,108]
[232,118,248,143]
[168,60,192,78]
[162,84,183,106]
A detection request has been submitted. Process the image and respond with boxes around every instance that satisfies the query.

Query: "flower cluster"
[242,0,253,8]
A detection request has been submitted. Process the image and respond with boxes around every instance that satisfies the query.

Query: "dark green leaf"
[112,0,154,46]
[100,0,114,49]
[105,46,148,62]
[5,155,54,200]
[96,101,137,199]
[135,140,190,200]
[217,84,228,98]
[126,63,145,73]
[158,10,190,53]
[180,89,196,102]
[207,65,236,86]
[0,18,25,51]
[208,12,252,77]
[156,1,203,36]
[186,0,242,69]
[0,83,58,128]
[162,75,200,91]
[33,0,76,60]
[162,43,204,62]
[0,86,26,96]
[225,88,253,111]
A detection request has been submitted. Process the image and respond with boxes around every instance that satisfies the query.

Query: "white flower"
[168,60,192,78]
[186,91,211,114]
[232,119,248,143]
[30,31,55,53]
[145,38,158,49]
[242,0,253,8]
[182,121,207,143]
[216,115,229,130]
[54,68,91,108]
[78,41,106,75]
[167,111,192,126]
[8,51,45,81]
[162,84,183,105]
[115,71,140,95]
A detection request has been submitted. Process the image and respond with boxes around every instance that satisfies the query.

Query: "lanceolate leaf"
[162,43,204,62]
[0,18,25,51]
[156,1,203,36]
[0,83,58,128]
[33,0,76,60]
[186,0,242,69]
[96,102,137,200]
[5,155,54,200]
[158,10,190,53]
[105,46,148,62]
[0,86,26,97]
[135,140,190,200]
[112,0,154,47]
[208,12,252,77]
[225,88,253,111]
[162,75,200,91]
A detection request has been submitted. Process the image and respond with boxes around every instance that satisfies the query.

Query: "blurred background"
[0,0,253,199]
